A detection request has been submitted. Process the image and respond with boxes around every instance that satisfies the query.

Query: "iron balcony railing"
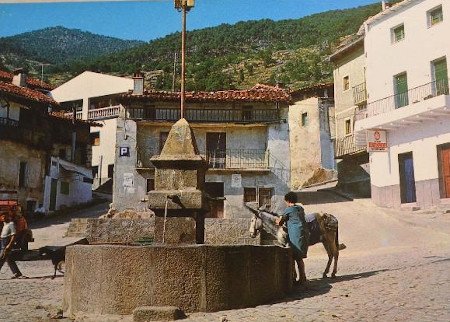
[63,111,83,120]
[353,82,367,106]
[0,117,19,127]
[128,108,280,123]
[206,149,268,169]
[334,135,365,158]
[362,78,449,118]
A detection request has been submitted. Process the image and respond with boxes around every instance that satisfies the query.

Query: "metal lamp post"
[174,0,195,119]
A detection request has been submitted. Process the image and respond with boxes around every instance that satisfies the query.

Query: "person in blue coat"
[276,192,309,284]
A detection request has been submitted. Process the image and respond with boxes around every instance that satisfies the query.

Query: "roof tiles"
[0,80,59,107]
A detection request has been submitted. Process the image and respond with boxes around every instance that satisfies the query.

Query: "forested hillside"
[0,2,386,90]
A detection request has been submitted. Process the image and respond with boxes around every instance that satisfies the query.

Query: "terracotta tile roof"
[0,80,59,107]
[121,83,292,104]
[0,70,53,91]
[49,112,102,127]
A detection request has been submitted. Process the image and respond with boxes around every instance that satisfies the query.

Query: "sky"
[0,0,379,41]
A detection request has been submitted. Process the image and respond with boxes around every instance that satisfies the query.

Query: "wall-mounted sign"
[367,130,388,152]
[231,174,242,188]
[119,147,130,157]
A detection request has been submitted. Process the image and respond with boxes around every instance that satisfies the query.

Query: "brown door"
[205,182,224,218]
[439,145,450,198]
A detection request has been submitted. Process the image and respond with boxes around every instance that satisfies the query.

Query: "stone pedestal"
[148,118,208,244]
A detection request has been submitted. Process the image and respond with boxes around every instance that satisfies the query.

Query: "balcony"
[352,82,367,106]
[0,117,19,128]
[88,105,121,120]
[0,118,51,149]
[206,149,269,170]
[128,108,280,124]
[136,148,270,171]
[355,79,450,132]
[334,135,365,158]
[63,111,83,120]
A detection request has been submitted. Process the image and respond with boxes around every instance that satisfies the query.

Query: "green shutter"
[434,59,448,95]
[395,73,409,108]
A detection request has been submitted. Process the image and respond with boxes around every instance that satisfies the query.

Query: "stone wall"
[63,245,293,317]
[66,218,260,245]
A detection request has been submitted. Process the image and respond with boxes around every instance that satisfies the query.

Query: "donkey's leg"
[322,240,332,278]
[331,232,339,278]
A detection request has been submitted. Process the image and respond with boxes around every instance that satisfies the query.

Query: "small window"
[345,118,352,135]
[19,161,27,188]
[343,76,350,91]
[301,112,308,126]
[258,188,273,208]
[392,24,405,43]
[90,132,100,146]
[60,182,70,195]
[159,132,169,153]
[146,178,155,193]
[243,187,257,203]
[428,6,443,27]
[108,164,114,178]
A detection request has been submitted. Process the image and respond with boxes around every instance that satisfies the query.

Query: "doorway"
[398,152,417,203]
[205,182,224,218]
[49,178,58,211]
[206,132,226,169]
[438,144,450,199]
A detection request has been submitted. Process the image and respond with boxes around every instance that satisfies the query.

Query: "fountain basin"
[63,244,293,317]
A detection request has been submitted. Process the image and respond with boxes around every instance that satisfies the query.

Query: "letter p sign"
[119,147,130,157]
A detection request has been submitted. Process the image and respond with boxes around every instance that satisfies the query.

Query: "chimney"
[381,1,389,11]
[133,71,144,95]
[12,68,27,87]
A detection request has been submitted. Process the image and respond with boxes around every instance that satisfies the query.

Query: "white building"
[355,0,450,209]
[51,71,134,190]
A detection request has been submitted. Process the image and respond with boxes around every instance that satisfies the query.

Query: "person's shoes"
[11,273,23,279]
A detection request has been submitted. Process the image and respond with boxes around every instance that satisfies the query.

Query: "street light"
[174,0,195,119]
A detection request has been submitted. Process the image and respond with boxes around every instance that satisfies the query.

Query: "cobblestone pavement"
[1,199,449,321]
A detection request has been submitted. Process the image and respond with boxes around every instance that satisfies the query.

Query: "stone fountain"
[63,119,293,319]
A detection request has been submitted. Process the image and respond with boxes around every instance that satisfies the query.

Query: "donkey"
[247,204,345,278]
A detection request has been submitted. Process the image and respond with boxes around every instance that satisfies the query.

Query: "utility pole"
[174,0,195,119]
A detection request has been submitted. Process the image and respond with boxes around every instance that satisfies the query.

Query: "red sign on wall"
[367,130,388,152]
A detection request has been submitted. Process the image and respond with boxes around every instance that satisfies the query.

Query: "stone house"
[51,71,134,190]
[355,0,450,209]
[330,33,371,197]
[289,83,336,189]
[0,69,98,216]
[112,81,292,218]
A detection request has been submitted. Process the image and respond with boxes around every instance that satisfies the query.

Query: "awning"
[60,163,93,179]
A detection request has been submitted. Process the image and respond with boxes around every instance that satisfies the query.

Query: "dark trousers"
[0,237,22,276]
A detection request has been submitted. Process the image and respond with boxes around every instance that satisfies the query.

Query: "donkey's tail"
[336,226,347,251]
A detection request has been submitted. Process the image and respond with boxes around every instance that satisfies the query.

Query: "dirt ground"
[1,197,449,321]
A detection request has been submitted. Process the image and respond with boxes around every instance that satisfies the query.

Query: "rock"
[133,306,185,321]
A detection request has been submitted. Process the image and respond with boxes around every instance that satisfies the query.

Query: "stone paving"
[1,198,449,321]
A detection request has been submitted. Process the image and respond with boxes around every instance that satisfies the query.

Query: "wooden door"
[394,73,409,108]
[49,178,58,211]
[205,182,224,218]
[439,145,450,198]
[399,152,417,203]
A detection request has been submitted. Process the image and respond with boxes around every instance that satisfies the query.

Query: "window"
[243,188,257,203]
[345,118,352,135]
[343,76,350,91]
[159,132,169,153]
[428,5,443,27]
[108,164,114,178]
[60,182,70,195]
[18,161,27,188]
[146,178,155,192]
[89,132,100,146]
[258,188,273,208]
[392,24,405,43]
[301,112,308,126]
[432,57,449,95]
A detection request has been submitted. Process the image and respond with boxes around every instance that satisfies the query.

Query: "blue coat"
[282,205,309,258]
